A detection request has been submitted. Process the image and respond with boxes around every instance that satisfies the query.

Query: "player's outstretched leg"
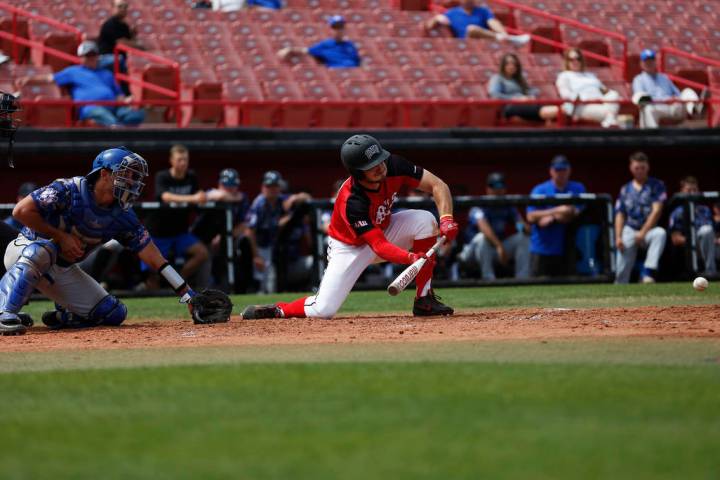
[411,236,453,317]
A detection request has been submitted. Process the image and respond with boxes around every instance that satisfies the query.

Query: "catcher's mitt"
[189,289,233,324]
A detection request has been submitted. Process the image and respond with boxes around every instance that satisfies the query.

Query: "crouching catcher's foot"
[412,290,454,317]
[0,312,27,335]
[241,304,283,320]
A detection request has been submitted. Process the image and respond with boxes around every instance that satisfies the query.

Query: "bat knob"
[387,286,399,296]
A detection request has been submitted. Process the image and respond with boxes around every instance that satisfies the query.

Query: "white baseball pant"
[697,224,718,275]
[303,209,437,318]
[615,225,667,283]
[638,89,700,128]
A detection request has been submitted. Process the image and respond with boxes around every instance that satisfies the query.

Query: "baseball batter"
[0,147,200,335]
[241,134,459,319]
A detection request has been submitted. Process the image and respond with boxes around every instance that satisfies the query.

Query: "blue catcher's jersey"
[24,176,152,264]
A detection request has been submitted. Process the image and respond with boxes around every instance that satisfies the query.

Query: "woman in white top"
[555,48,620,128]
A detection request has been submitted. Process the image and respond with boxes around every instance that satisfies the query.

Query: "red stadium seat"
[33,32,79,72]
[291,65,330,84]
[0,18,30,64]
[18,82,68,127]
[189,82,223,124]
[578,39,611,67]
[402,66,440,82]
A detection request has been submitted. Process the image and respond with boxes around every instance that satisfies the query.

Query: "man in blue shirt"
[278,15,360,68]
[632,49,703,129]
[458,172,530,280]
[526,155,586,276]
[426,0,529,46]
[669,176,718,276]
[23,41,144,127]
[614,151,667,283]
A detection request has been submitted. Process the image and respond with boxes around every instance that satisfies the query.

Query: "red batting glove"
[439,215,459,242]
[408,251,427,264]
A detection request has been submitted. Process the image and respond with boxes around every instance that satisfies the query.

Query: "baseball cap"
[327,15,345,28]
[219,168,240,187]
[550,155,570,170]
[640,49,656,61]
[77,40,99,57]
[262,170,282,186]
[486,172,506,189]
[18,182,37,197]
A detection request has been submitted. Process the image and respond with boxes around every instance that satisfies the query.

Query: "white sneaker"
[508,34,531,46]
[641,275,656,284]
[601,116,618,128]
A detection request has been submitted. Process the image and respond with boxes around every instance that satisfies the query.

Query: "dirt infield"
[1,305,718,353]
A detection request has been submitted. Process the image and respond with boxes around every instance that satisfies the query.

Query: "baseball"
[693,277,708,291]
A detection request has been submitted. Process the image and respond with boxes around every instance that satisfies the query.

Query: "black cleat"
[0,313,28,335]
[412,290,454,317]
[241,304,283,320]
[17,313,34,328]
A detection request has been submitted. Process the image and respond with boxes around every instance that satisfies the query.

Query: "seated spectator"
[19,41,145,127]
[425,0,529,46]
[278,15,361,68]
[526,156,586,277]
[98,0,145,95]
[614,152,667,284]
[458,172,530,280]
[556,48,620,128]
[246,0,282,9]
[4,182,36,231]
[488,53,559,125]
[192,0,212,8]
[210,0,245,11]
[632,49,705,129]
[669,176,717,276]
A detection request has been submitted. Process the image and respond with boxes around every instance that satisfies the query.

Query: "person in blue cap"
[632,48,706,128]
[526,155,586,277]
[278,15,361,68]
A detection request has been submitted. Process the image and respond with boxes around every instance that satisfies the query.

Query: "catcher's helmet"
[90,147,149,210]
[340,134,390,180]
[0,91,20,167]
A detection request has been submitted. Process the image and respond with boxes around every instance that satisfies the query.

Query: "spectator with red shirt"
[241,134,459,320]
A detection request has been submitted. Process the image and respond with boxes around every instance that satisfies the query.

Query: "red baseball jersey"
[328,155,424,246]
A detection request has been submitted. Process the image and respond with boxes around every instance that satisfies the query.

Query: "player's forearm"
[160,192,199,204]
[640,205,663,234]
[478,220,501,248]
[138,242,192,296]
[614,212,625,238]
[432,181,453,217]
[361,229,413,264]
[526,209,554,224]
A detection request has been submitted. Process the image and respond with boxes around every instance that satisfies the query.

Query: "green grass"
[3,283,719,479]
[20,282,720,320]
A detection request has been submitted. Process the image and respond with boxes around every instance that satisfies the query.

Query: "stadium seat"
[189,82,223,125]
[578,39,611,67]
[32,32,79,72]
[0,18,30,64]
[18,82,68,127]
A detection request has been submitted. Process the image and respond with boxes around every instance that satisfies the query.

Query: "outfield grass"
[2,283,718,479]
[20,281,720,320]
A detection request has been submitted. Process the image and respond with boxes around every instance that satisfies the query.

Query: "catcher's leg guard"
[0,239,57,314]
[89,294,127,326]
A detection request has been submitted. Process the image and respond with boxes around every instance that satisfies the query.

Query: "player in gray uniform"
[614,152,667,283]
[0,147,198,335]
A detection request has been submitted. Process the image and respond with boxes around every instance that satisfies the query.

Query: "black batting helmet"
[0,91,20,167]
[340,134,390,180]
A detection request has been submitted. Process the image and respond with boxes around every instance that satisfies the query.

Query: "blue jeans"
[83,106,145,126]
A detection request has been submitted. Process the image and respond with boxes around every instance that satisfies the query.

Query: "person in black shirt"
[97,0,144,95]
[142,144,209,289]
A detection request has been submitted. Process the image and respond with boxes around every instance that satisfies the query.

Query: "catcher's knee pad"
[0,240,57,314]
[88,295,127,326]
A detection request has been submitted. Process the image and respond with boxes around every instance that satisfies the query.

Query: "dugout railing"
[309,193,617,289]
[0,201,238,292]
[666,191,720,276]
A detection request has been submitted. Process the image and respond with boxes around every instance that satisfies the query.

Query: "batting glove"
[439,215,459,242]
[408,251,427,264]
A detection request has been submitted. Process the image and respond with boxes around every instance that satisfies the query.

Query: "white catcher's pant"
[4,235,108,315]
[615,225,667,283]
[459,232,530,280]
[303,210,437,319]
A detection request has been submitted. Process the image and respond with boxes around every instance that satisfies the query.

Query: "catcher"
[0,145,232,335]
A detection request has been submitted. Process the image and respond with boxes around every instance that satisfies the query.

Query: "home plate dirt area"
[1,305,718,353]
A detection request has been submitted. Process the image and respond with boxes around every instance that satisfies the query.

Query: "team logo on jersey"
[364,144,380,160]
[375,192,398,225]
[37,187,58,207]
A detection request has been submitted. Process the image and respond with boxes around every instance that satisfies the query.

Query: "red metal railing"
[0,2,82,65]
[659,46,720,96]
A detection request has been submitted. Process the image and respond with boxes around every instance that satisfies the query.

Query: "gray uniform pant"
[696,224,718,275]
[460,232,530,280]
[4,235,108,315]
[615,225,666,283]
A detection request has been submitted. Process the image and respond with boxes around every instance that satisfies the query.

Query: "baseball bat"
[387,236,446,296]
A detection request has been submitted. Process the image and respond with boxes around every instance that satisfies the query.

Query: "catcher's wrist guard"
[159,262,187,293]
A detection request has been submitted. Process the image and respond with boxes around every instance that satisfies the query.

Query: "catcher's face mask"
[0,92,20,168]
[113,152,148,210]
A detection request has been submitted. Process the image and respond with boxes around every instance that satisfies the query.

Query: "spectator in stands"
[488,53,559,125]
[142,144,210,290]
[526,155,586,276]
[669,176,717,276]
[246,171,311,294]
[192,0,212,8]
[98,0,145,95]
[556,48,620,128]
[19,41,145,127]
[425,0,530,46]
[278,15,361,68]
[3,182,36,231]
[458,172,530,280]
[614,151,667,284]
[632,49,705,129]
